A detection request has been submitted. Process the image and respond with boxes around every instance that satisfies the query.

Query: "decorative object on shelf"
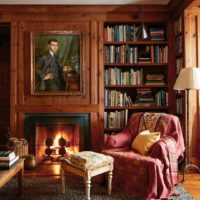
[7,137,29,158]
[173,67,200,181]
[136,5,148,40]
[24,154,36,170]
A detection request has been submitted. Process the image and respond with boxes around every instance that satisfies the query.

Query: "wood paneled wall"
[0,5,170,151]
[184,7,200,165]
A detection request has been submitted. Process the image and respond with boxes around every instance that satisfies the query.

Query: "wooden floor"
[178,173,200,200]
[24,164,200,199]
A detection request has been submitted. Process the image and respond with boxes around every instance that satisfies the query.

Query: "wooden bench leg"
[18,167,23,196]
[84,173,91,200]
[61,168,65,194]
[108,170,113,195]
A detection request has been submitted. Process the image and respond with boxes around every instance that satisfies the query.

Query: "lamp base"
[181,163,200,182]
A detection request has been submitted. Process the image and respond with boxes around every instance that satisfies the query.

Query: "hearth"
[24,113,90,163]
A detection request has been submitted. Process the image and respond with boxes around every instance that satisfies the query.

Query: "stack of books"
[134,88,155,106]
[0,151,19,170]
[145,74,165,85]
[149,28,165,41]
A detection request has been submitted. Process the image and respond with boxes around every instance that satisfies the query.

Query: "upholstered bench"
[61,151,114,200]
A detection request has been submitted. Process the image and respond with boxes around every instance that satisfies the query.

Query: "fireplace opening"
[36,123,80,163]
[24,113,90,164]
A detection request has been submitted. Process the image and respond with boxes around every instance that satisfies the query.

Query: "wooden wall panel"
[184,8,200,165]
[20,21,91,105]
[10,22,19,137]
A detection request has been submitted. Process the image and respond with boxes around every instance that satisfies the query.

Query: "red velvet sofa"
[102,112,185,200]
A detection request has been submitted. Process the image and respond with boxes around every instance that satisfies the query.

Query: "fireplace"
[24,113,90,163]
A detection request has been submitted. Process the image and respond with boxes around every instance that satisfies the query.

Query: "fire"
[54,132,62,147]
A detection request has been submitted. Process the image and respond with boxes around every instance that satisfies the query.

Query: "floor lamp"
[173,67,200,182]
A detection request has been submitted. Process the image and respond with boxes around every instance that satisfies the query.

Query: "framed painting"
[31,31,83,95]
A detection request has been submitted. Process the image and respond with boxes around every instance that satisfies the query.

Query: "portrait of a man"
[31,31,82,95]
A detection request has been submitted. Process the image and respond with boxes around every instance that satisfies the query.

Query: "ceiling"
[0,0,170,5]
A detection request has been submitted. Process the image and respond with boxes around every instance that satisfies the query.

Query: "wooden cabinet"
[103,23,170,135]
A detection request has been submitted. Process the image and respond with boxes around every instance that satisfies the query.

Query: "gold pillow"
[131,130,160,155]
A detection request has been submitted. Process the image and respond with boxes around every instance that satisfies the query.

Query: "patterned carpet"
[0,177,194,200]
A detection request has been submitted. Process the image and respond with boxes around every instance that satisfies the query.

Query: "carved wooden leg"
[18,167,23,196]
[108,170,113,195]
[84,172,91,200]
[61,168,65,194]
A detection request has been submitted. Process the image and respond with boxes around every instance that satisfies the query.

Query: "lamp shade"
[173,67,200,90]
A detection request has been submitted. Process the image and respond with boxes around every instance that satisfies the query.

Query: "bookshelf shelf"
[105,106,168,110]
[104,41,168,45]
[105,85,168,88]
[103,22,169,132]
[104,63,168,67]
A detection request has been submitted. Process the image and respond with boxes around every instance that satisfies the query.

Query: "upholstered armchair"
[102,112,185,200]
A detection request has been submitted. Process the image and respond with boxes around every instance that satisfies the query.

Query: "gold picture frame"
[31,31,83,95]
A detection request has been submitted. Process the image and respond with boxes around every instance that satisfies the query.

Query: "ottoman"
[61,151,114,200]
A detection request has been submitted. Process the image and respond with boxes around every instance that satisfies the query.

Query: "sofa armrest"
[103,130,133,149]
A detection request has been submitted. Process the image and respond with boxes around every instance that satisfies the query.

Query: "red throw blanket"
[147,136,179,199]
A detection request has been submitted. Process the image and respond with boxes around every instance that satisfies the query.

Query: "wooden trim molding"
[167,0,195,18]
[0,5,168,14]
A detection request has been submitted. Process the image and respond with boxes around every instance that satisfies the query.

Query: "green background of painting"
[35,34,80,69]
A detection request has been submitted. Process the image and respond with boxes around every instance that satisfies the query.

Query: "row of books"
[149,28,165,41]
[155,90,168,106]
[154,45,168,63]
[104,24,138,42]
[133,88,168,106]
[104,89,168,107]
[104,89,133,107]
[0,151,19,170]
[104,45,138,64]
[104,68,143,85]
[104,45,168,64]
[104,109,128,129]
[104,25,165,42]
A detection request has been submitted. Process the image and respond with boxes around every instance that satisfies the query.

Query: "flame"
[54,132,62,147]
[74,146,79,153]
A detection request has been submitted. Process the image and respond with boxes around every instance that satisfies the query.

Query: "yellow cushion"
[131,130,160,155]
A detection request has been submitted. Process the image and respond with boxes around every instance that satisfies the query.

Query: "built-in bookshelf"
[103,23,169,135]
[174,15,185,131]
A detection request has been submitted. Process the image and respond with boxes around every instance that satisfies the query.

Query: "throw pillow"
[131,130,160,155]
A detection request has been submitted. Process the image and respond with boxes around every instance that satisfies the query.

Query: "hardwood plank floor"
[178,173,200,200]
[24,164,200,199]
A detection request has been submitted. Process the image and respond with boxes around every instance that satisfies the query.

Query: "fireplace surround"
[24,113,90,162]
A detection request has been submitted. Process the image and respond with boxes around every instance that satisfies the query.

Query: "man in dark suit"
[36,38,64,91]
